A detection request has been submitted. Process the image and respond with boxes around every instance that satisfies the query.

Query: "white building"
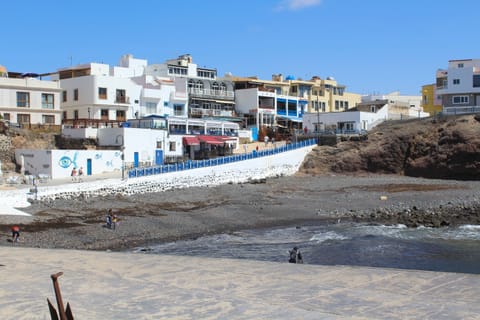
[145,54,236,120]
[361,92,425,118]
[435,58,480,114]
[0,65,62,126]
[302,95,429,134]
[302,109,387,134]
[51,54,187,125]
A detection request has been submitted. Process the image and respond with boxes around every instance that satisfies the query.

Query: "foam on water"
[309,231,349,243]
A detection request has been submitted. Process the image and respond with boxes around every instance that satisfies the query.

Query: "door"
[87,159,92,175]
[134,152,139,168]
[155,149,163,165]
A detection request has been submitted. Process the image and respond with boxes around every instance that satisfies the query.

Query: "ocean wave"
[310,231,349,243]
[459,224,480,230]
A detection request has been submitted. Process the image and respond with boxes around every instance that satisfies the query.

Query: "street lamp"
[115,135,125,180]
[316,95,320,145]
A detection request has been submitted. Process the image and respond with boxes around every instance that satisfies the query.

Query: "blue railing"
[127,139,316,178]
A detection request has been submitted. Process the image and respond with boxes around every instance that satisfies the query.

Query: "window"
[212,82,219,94]
[219,83,227,94]
[16,92,30,107]
[74,110,79,119]
[452,95,469,104]
[42,93,54,109]
[145,102,156,114]
[473,75,480,88]
[74,89,79,101]
[168,66,187,75]
[17,114,30,124]
[335,100,339,110]
[62,91,67,102]
[62,111,67,120]
[197,70,215,78]
[174,104,184,116]
[101,109,109,119]
[116,89,126,103]
[453,79,460,85]
[42,115,55,124]
[423,95,429,104]
[169,141,176,152]
[116,110,125,121]
[458,63,464,68]
[3,113,10,120]
[98,87,107,99]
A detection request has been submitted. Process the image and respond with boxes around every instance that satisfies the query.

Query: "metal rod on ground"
[51,272,67,320]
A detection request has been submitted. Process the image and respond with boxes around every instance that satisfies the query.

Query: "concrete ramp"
[0,247,478,319]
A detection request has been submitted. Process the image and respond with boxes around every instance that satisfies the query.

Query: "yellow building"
[421,84,442,116]
[298,76,361,113]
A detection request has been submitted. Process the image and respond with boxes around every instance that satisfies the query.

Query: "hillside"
[299,114,480,180]
[0,123,58,173]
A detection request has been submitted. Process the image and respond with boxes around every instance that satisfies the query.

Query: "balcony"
[189,107,234,118]
[115,96,130,104]
[188,88,234,100]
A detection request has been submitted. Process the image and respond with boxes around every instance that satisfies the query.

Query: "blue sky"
[2,0,479,95]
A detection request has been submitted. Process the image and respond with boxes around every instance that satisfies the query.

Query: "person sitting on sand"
[288,246,303,264]
[11,225,20,243]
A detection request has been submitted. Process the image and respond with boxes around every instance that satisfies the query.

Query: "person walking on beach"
[288,246,303,264]
[11,225,20,243]
[78,167,84,182]
[71,167,77,182]
[106,209,113,229]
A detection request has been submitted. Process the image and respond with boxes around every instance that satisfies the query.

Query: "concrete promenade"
[1,247,479,319]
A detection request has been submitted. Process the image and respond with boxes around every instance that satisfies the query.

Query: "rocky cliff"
[299,114,480,180]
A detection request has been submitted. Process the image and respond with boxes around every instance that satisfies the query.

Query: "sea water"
[136,223,480,274]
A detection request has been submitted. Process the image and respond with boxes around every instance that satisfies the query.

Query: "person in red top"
[11,225,20,243]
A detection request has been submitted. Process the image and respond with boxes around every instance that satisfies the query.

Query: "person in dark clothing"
[11,225,20,243]
[288,246,303,264]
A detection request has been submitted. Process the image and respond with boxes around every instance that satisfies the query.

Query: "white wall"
[235,88,259,113]
[62,127,98,139]
[15,149,53,176]
[15,149,122,179]
[33,144,315,201]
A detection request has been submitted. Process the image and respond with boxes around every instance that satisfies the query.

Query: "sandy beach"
[1,246,480,320]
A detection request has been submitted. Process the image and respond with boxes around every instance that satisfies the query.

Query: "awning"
[277,115,303,123]
[183,136,200,146]
[198,135,225,145]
